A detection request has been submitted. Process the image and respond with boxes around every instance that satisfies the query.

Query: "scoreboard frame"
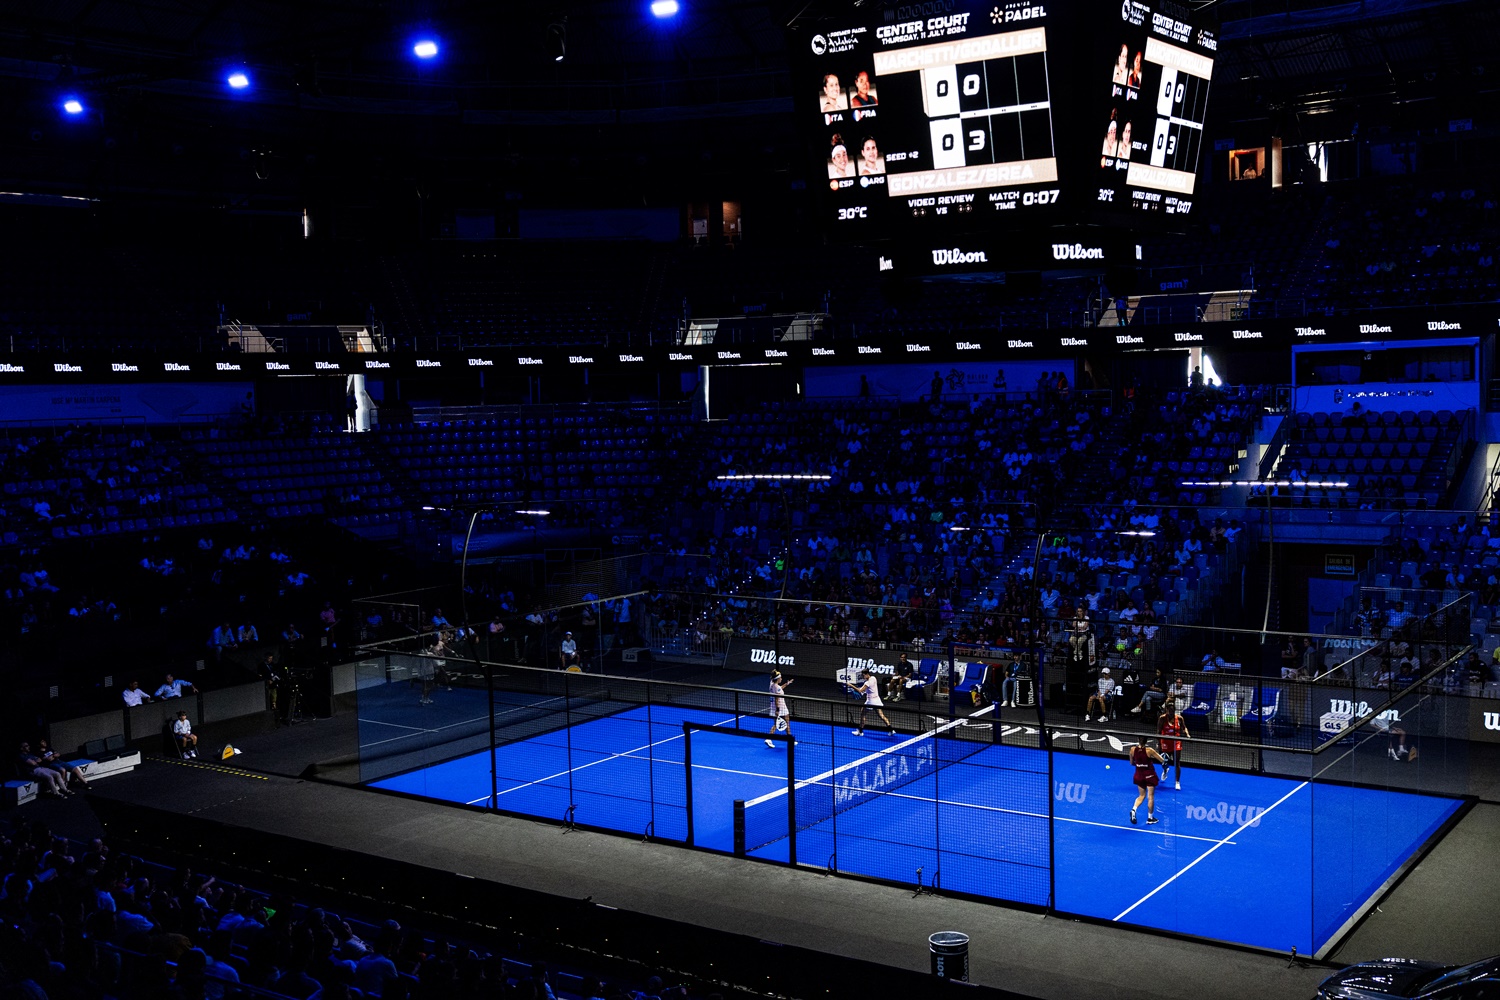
[789,0,1220,258]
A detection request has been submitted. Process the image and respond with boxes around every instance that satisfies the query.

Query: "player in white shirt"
[765,670,796,748]
[853,669,896,737]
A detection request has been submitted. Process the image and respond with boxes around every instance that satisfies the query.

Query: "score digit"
[1022,189,1060,205]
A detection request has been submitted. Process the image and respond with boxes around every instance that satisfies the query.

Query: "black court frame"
[682,721,796,860]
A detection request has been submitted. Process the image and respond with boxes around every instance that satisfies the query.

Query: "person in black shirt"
[889,653,915,701]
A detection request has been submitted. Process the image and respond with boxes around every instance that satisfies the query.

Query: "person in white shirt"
[121,680,152,707]
[559,631,579,669]
[1086,667,1116,722]
[155,674,198,700]
[765,670,796,748]
[853,669,896,737]
[173,711,198,758]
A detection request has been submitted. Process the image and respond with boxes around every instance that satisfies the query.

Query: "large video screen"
[798,0,1064,239]
[792,0,1218,251]
[1091,2,1217,218]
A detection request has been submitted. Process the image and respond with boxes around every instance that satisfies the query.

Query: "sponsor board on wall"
[1469,698,1500,744]
[723,638,922,683]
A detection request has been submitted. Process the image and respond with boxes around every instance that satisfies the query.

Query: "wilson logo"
[749,648,794,666]
[1359,324,1392,334]
[1231,330,1262,339]
[1427,321,1461,331]
[1329,700,1399,720]
[1185,802,1267,827]
[932,248,988,266]
[1007,339,1034,348]
[1173,332,1203,342]
[1054,782,1089,803]
[1295,326,1326,337]
[1052,243,1104,261]
[847,656,893,675]
[1485,712,1500,731]
[1115,335,1143,344]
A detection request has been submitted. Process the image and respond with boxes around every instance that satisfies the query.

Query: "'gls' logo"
[1484,712,1500,731]
[1055,782,1089,803]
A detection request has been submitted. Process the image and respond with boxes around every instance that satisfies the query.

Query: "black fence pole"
[684,721,695,847]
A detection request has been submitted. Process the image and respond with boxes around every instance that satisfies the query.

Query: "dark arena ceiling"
[0,0,1493,204]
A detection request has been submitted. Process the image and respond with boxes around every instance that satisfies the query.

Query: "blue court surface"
[369,702,1460,955]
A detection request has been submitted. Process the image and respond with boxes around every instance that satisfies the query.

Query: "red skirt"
[1133,767,1159,788]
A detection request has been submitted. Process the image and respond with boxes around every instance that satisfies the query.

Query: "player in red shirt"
[1158,701,1189,790]
[1127,734,1166,825]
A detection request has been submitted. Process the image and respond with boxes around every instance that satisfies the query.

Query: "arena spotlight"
[412,38,439,59]
[650,0,681,16]
[545,20,567,62]
[226,70,251,90]
[61,98,85,116]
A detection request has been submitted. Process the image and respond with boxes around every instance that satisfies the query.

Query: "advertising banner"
[723,638,924,683]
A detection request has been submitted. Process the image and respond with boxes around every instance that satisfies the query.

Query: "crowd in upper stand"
[7,378,1500,715]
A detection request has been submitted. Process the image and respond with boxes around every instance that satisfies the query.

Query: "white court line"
[1113,780,1309,922]
[464,712,748,806]
[357,698,568,749]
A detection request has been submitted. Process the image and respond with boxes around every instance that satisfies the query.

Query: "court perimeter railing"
[324,632,1473,959]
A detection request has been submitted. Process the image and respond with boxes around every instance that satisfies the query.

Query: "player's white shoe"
[766,739,775,749]
[1147,816,1159,825]
[1129,808,1137,825]
[1174,780,1181,790]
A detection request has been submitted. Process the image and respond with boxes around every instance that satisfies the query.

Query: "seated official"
[559,631,580,669]
[1086,667,1116,722]
[888,653,915,701]
[173,711,199,758]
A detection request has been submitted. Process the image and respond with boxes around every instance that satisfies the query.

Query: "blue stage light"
[226,71,250,90]
[62,98,85,115]
[650,0,680,16]
[413,39,439,59]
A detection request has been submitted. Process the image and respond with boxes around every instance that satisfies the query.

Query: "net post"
[732,799,746,857]
[684,722,695,848]
[786,738,797,866]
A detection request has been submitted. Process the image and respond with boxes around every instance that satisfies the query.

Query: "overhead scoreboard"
[1094,2,1217,219]
[792,0,1219,267]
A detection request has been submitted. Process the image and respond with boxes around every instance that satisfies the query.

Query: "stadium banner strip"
[0,307,1493,382]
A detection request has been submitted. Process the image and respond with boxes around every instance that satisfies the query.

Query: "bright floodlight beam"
[650,0,681,16]
[62,98,84,115]
[412,39,439,59]
[226,71,250,90]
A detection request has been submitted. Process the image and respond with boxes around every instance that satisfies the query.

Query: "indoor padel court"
[369,702,1462,955]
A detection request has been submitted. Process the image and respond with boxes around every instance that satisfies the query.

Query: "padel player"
[853,668,896,737]
[1158,700,1189,789]
[1128,733,1166,825]
[766,669,796,748]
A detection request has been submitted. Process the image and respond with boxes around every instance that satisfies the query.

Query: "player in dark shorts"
[1128,734,1167,825]
[1158,702,1189,790]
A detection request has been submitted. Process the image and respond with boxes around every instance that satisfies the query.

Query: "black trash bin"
[928,931,969,982]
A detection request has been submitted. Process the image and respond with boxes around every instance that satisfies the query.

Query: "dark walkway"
[30,701,1499,1000]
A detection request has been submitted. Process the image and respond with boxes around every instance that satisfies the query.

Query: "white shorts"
[862,696,884,709]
